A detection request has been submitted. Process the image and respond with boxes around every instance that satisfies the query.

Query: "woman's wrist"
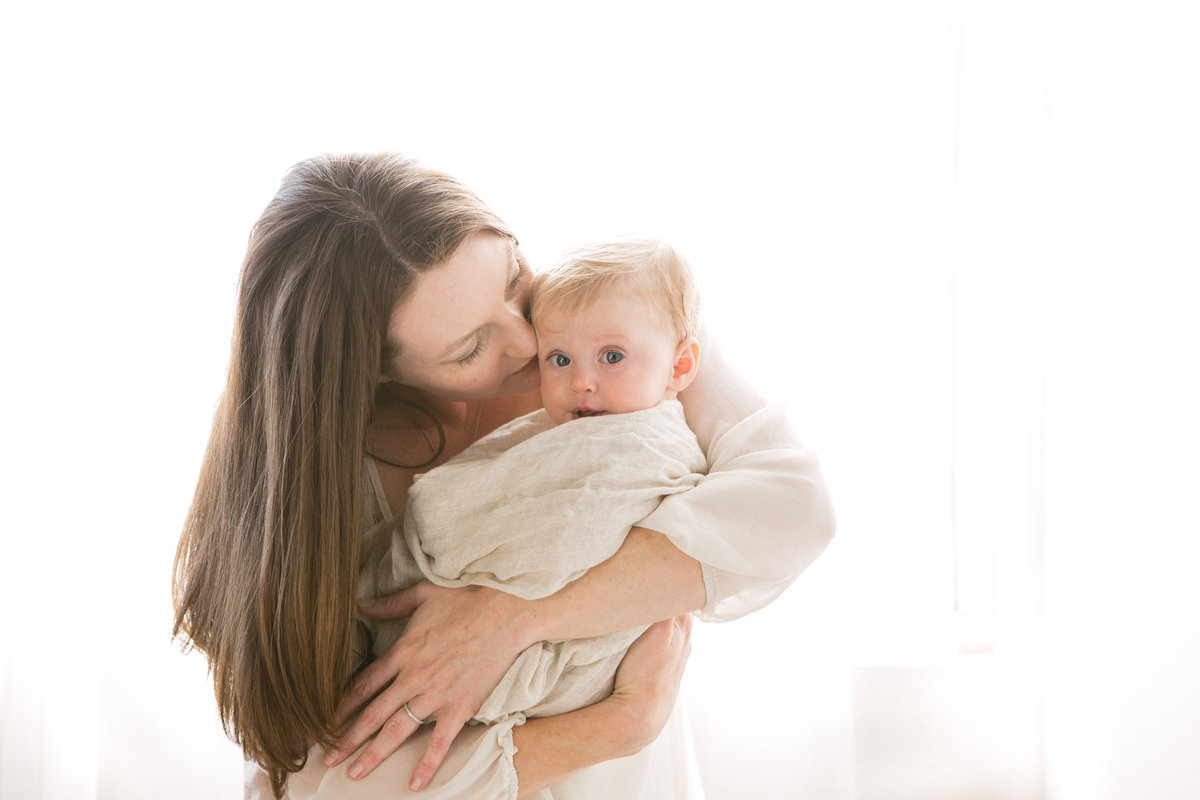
[593,689,663,757]
[523,527,705,643]
[505,591,549,652]
[511,695,650,797]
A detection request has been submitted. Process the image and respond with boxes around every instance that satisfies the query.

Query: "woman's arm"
[522,525,705,642]
[652,325,836,620]
[511,615,692,797]
[326,529,703,787]
[274,616,692,799]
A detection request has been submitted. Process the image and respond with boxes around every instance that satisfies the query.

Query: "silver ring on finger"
[403,702,427,725]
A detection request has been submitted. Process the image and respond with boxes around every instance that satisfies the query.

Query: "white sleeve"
[638,328,836,622]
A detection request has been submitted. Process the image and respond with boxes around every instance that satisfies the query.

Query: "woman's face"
[385,231,540,402]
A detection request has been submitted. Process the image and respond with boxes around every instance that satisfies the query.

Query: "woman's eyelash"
[506,263,527,293]
[457,337,485,365]
[457,262,522,367]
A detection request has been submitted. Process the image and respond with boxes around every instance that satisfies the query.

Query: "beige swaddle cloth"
[365,400,706,724]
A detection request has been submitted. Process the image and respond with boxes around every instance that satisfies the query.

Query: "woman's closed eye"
[505,261,528,296]
[456,332,488,366]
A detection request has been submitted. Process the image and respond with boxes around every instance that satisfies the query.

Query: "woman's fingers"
[606,614,694,752]
[339,701,424,780]
[328,584,531,779]
[674,613,694,654]
[407,709,473,791]
[333,642,407,726]
[333,583,435,727]
[661,613,694,683]
[333,700,472,789]
[616,615,692,692]
[326,679,413,766]
[359,581,429,620]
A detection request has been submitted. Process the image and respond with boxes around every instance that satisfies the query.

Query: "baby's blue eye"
[602,350,624,364]
[551,354,571,367]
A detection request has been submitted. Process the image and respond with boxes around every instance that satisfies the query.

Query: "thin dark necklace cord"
[365,393,446,470]
[365,397,483,470]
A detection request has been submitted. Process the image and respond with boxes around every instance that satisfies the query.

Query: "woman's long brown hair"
[172,154,512,796]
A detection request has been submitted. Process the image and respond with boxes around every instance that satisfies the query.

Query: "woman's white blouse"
[650,327,836,621]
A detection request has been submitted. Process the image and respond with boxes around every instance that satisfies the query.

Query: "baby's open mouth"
[573,409,608,419]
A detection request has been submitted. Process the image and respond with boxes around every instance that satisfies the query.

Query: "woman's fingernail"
[348,763,364,779]
[410,777,424,791]
[324,751,339,766]
[359,597,376,608]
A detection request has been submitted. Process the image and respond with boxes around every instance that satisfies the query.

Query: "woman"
[172,153,834,798]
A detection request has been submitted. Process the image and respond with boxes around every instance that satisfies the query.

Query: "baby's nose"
[570,367,595,393]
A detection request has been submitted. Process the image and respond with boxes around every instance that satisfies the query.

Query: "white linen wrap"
[363,400,707,723]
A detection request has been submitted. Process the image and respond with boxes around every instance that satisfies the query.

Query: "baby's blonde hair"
[530,237,701,342]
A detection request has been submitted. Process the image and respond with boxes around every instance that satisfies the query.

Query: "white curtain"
[4,2,1198,799]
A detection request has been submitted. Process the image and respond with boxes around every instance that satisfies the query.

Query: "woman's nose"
[503,305,538,360]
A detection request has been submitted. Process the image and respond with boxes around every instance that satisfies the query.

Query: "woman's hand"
[606,614,694,754]
[325,581,536,790]
[511,614,694,797]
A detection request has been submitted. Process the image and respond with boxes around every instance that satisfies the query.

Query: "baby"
[530,237,701,426]
[366,237,707,723]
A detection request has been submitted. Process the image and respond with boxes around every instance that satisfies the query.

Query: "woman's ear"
[667,337,701,392]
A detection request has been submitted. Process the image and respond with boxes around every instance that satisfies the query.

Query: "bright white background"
[2,2,1198,799]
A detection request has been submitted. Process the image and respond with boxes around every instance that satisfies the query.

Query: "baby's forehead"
[535,314,674,351]
[537,286,640,325]
[533,311,619,336]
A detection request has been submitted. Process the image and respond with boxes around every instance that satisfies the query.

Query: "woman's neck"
[368,387,542,513]
[377,382,473,426]
[368,384,483,470]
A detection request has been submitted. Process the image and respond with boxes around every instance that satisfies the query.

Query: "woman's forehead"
[389,232,515,359]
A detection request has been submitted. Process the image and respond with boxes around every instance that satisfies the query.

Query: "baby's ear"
[668,337,701,392]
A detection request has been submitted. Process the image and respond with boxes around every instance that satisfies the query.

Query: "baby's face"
[535,288,682,425]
